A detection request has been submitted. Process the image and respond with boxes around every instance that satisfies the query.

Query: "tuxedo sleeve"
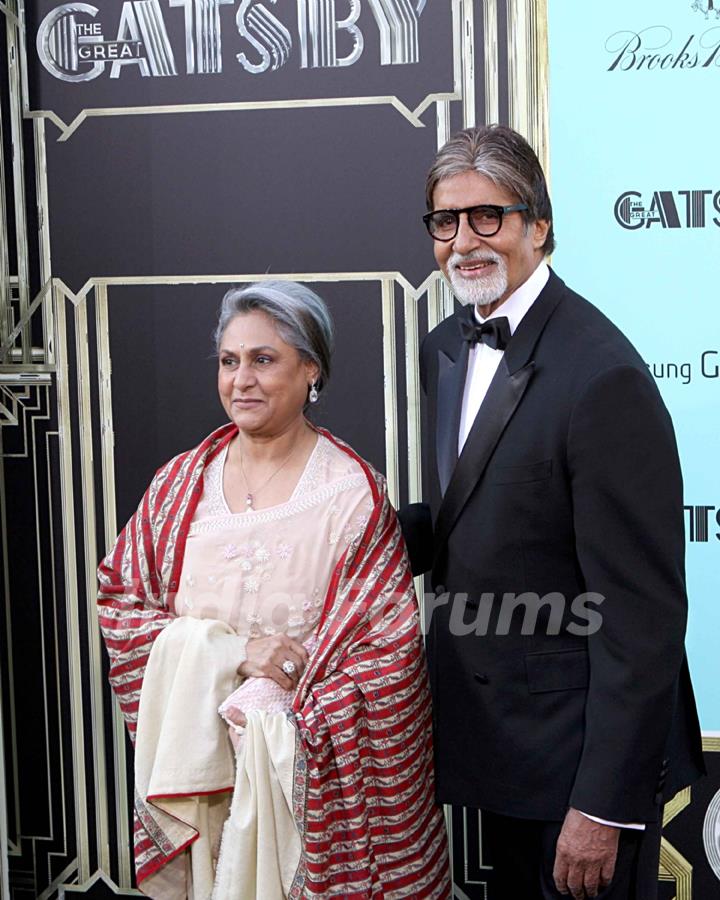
[395,336,435,575]
[396,502,434,575]
[566,363,687,822]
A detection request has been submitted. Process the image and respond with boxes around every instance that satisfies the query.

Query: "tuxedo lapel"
[436,340,470,495]
[434,358,535,556]
[503,269,565,375]
[432,269,567,555]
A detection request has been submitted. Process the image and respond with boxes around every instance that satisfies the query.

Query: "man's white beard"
[447,251,508,308]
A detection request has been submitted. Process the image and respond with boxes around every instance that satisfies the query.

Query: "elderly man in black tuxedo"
[403,125,704,900]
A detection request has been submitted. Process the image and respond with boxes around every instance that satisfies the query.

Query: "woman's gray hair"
[213,281,334,391]
[425,124,556,255]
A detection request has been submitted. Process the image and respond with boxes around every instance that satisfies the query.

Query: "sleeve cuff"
[577,810,646,831]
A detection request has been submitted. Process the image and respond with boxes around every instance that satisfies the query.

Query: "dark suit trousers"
[480,810,662,900]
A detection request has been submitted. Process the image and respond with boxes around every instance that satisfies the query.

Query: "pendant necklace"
[238,443,298,511]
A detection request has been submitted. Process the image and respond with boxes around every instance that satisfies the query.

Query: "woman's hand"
[224,705,246,751]
[238,634,310,690]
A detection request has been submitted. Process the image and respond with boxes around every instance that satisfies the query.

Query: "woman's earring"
[309,382,319,404]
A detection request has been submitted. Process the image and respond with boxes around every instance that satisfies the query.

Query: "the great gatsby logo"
[36,0,427,82]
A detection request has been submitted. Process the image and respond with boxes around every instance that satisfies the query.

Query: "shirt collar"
[474,261,549,335]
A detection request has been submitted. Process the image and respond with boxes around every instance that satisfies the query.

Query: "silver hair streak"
[214,281,334,391]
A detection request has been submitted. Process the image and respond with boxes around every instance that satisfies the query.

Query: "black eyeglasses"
[423,203,529,241]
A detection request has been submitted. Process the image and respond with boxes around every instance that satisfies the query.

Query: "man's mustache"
[449,250,503,269]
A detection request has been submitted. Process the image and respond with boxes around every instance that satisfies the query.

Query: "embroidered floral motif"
[355,507,370,526]
[276,541,293,560]
[343,513,370,545]
[255,545,271,562]
[292,436,330,496]
[183,433,370,645]
[192,443,231,518]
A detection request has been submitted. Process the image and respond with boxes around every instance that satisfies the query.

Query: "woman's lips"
[233,398,262,407]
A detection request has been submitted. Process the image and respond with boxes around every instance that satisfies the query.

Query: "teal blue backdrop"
[548,0,719,734]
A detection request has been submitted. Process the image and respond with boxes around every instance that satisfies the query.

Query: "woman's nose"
[233,361,255,387]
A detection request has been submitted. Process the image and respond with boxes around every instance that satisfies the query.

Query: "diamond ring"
[282,660,297,676]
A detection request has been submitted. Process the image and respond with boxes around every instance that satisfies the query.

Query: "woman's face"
[217,311,319,438]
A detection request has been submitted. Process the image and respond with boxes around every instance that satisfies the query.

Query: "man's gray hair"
[214,281,334,391]
[425,124,556,255]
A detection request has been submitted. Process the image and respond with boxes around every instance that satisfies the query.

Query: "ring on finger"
[281,660,297,676]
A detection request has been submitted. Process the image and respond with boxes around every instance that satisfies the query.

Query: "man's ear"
[532,219,551,251]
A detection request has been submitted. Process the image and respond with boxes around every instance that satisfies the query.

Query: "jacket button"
[474,673,489,684]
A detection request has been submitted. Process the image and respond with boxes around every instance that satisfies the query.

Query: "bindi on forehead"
[220,343,278,354]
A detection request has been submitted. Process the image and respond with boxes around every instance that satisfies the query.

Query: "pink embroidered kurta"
[176,434,372,644]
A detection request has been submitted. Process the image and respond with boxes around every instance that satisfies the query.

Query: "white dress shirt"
[459,261,549,453]
[457,260,644,831]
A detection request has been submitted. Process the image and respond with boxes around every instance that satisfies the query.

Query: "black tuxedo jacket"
[413,269,703,822]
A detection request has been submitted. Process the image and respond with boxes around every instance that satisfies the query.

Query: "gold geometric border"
[660,836,693,900]
[658,737,720,900]
[508,0,549,177]
[0,375,62,898]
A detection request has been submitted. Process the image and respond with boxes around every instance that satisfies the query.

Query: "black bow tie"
[458,313,512,351]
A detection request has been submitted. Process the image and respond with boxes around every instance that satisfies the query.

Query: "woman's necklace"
[237,443,299,511]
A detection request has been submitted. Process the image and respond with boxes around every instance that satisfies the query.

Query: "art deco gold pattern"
[1,0,561,894]
[2,2,715,898]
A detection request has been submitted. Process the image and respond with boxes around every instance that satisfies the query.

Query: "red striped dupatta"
[98,424,450,896]
[98,424,236,884]
[290,431,450,898]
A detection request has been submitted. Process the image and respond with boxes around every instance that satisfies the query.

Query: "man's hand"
[553,808,620,899]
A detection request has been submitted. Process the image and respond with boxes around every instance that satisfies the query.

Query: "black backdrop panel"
[45,105,442,288]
